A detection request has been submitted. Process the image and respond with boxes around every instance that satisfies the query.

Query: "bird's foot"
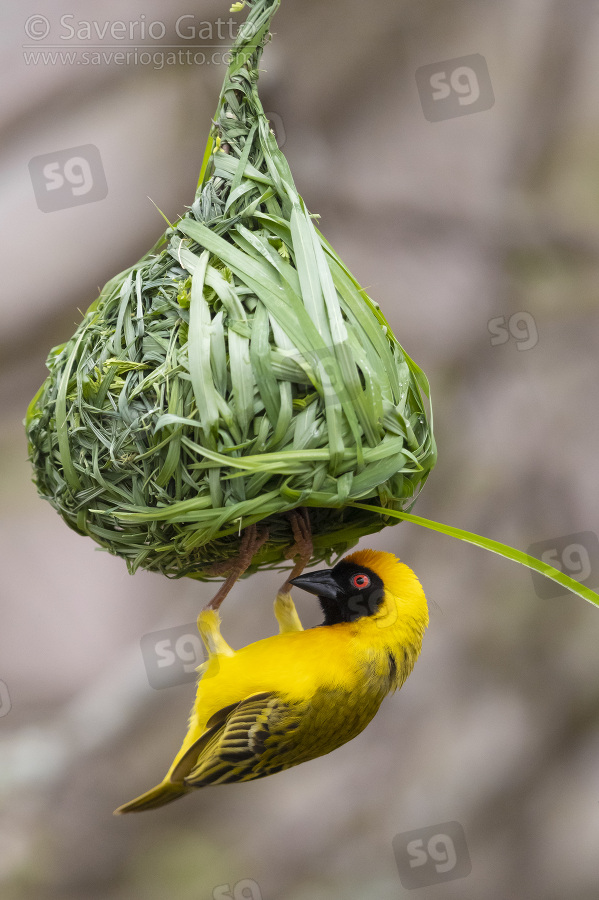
[280,507,313,593]
[205,523,269,610]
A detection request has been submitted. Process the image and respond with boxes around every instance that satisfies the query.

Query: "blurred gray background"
[1,0,599,898]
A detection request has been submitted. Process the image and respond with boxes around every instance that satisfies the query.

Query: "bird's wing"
[176,691,304,786]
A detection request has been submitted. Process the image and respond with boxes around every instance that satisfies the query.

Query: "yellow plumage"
[114,549,428,814]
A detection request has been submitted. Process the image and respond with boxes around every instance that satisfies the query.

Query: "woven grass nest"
[26,0,436,581]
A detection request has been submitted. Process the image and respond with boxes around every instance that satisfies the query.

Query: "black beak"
[289,568,339,600]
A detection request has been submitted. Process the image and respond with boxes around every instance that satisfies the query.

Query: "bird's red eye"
[351,573,370,589]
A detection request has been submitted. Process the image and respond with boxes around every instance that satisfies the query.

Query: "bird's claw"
[205,523,269,610]
[280,507,314,593]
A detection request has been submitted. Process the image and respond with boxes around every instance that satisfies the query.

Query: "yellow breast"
[196,581,426,726]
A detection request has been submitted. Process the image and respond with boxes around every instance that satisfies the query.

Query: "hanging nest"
[25,0,436,580]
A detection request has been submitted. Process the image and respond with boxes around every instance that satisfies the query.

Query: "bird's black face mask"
[290,561,385,625]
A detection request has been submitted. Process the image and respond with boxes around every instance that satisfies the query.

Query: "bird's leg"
[205,523,269,610]
[280,507,314,593]
[274,591,304,633]
[197,609,235,658]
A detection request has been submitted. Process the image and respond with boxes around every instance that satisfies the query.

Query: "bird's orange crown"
[344,548,427,613]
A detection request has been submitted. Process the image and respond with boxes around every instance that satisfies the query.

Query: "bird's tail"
[113,780,189,815]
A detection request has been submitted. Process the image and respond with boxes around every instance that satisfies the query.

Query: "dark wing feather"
[183,691,303,786]
[169,699,243,782]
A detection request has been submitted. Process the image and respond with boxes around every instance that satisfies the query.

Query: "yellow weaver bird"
[114,549,428,814]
